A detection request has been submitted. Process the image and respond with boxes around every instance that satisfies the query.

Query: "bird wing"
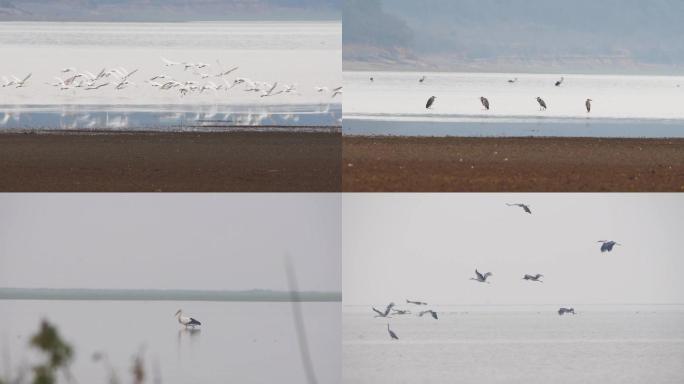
[384,302,395,316]
[189,318,201,325]
[431,311,438,319]
[483,272,493,278]
[522,205,531,213]
[475,269,484,280]
[372,307,383,316]
[21,73,32,82]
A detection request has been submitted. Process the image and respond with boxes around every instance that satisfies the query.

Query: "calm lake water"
[343,71,684,137]
[0,22,341,129]
[343,305,684,384]
[1,300,340,384]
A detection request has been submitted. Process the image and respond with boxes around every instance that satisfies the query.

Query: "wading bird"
[598,240,621,252]
[419,310,438,320]
[372,302,395,318]
[536,97,547,110]
[558,308,576,315]
[175,309,201,328]
[586,98,592,113]
[426,96,436,109]
[523,274,544,282]
[387,324,399,340]
[555,77,564,87]
[480,96,490,110]
[507,203,532,214]
[406,299,427,306]
[470,269,493,283]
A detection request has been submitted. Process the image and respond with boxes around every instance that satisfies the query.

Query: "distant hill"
[0,0,341,21]
[0,287,341,302]
[344,0,684,74]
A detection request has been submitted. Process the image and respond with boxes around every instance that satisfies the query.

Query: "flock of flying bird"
[1,57,342,99]
[376,202,622,341]
[370,74,593,113]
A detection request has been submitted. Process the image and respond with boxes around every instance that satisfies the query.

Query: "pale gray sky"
[0,193,340,292]
[343,193,684,305]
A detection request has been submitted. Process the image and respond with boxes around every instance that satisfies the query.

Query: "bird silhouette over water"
[598,240,621,252]
[372,302,395,317]
[406,299,428,305]
[419,310,439,320]
[507,203,532,214]
[426,96,436,109]
[536,97,547,110]
[480,96,490,110]
[470,269,493,283]
[523,274,544,282]
[387,323,399,340]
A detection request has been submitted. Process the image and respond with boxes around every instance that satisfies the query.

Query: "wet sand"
[343,136,684,191]
[0,131,340,191]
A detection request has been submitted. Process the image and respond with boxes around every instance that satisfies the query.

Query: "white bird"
[470,269,493,283]
[14,73,32,88]
[175,309,201,328]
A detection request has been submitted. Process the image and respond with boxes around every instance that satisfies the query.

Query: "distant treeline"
[0,0,341,21]
[0,287,341,302]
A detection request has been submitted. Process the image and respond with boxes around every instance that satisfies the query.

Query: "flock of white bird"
[1,57,342,100]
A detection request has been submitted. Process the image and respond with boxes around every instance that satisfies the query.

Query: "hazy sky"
[0,194,340,292]
[343,194,684,305]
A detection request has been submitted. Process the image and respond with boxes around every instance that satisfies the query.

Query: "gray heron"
[507,203,532,214]
[470,269,493,283]
[523,274,544,282]
[598,240,621,252]
[480,96,490,110]
[558,307,576,315]
[426,96,436,109]
[372,302,395,317]
[387,324,399,340]
[419,310,438,320]
[586,99,592,113]
[536,97,547,110]
[175,309,201,328]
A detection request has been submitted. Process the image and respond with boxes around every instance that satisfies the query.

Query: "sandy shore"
[0,131,341,191]
[343,136,684,191]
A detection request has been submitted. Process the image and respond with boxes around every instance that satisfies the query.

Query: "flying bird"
[536,97,547,110]
[175,309,201,328]
[598,240,621,252]
[558,308,576,316]
[419,75,426,83]
[470,269,493,283]
[585,99,592,113]
[508,77,518,84]
[480,96,490,110]
[555,77,564,87]
[372,302,395,318]
[406,299,427,305]
[387,324,399,340]
[426,96,436,109]
[523,274,544,282]
[391,309,411,315]
[419,310,438,320]
[507,203,532,214]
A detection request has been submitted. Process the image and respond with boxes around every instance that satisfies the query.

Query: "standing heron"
[372,302,396,317]
[523,274,544,282]
[480,96,490,110]
[507,203,532,214]
[598,240,621,252]
[555,77,564,87]
[585,99,592,113]
[536,97,547,110]
[470,269,493,283]
[175,309,201,328]
[387,324,399,340]
[419,310,439,320]
[406,299,428,305]
[419,75,426,83]
[426,96,436,109]
[558,308,576,315]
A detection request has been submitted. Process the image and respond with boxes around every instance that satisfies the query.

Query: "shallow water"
[0,22,341,129]
[343,305,684,383]
[344,71,684,137]
[1,300,340,384]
